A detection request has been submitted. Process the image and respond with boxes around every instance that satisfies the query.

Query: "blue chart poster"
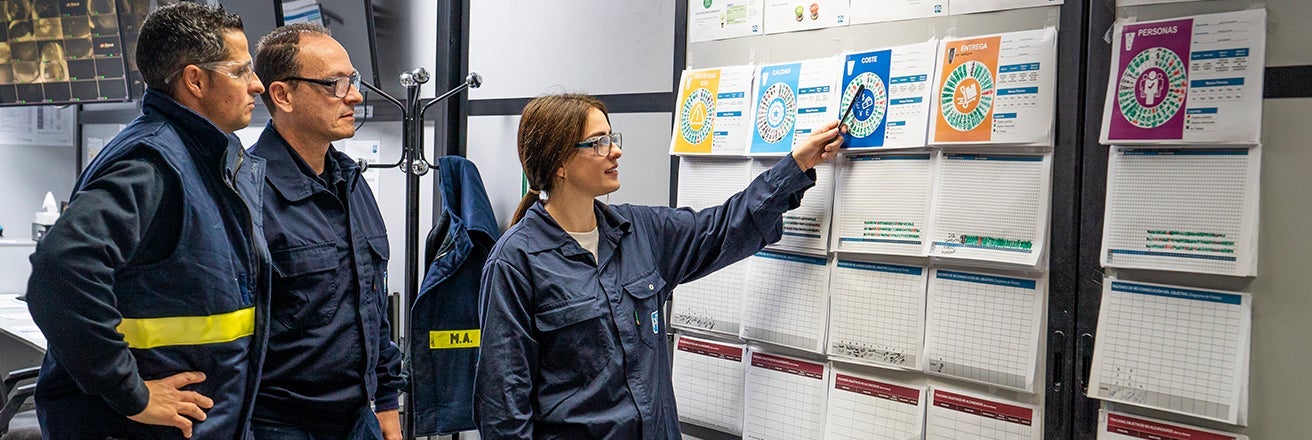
[840,49,892,148]
[751,63,802,154]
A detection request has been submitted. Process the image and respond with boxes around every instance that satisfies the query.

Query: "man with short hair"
[248,23,405,440]
[25,3,269,439]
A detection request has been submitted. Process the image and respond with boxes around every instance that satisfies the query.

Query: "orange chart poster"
[932,28,1057,145]
[670,65,754,155]
[934,36,1001,143]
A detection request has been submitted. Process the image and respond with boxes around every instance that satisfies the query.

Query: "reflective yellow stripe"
[117,307,255,349]
[430,329,480,349]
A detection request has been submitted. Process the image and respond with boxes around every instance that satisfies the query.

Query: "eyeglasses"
[164,60,256,85]
[278,70,361,98]
[575,133,622,156]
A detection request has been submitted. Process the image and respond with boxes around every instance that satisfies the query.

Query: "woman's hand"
[791,120,845,171]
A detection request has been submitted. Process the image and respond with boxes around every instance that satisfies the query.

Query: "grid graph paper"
[676,156,752,210]
[672,156,753,336]
[740,250,831,353]
[1098,409,1248,440]
[832,152,935,256]
[823,366,926,439]
[672,335,747,435]
[673,259,747,336]
[826,259,927,369]
[742,349,828,440]
[753,158,835,253]
[926,153,1051,267]
[1088,279,1251,424]
[926,387,1041,439]
[924,269,1044,392]
[1101,147,1260,276]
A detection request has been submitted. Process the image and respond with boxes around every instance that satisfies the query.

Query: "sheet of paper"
[342,139,383,195]
[753,158,833,252]
[824,365,926,439]
[926,387,1041,439]
[950,0,1063,15]
[673,157,752,335]
[672,66,756,155]
[926,153,1051,267]
[1101,9,1266,144]
[850,0,946,24]
[762,0,850,35]
[826,259,927,370]
[839,41,938,149]
[924,269,1045,392]
[750,58,842,155]
[688,0,765,42]
[673,335,747,435]
[1088,278,1250,424]
[1098,409,1248,440]
[0,106,75,146]
[1101,146,1259,276]
[833,152,935,256]
[740,250,830,353]
[931,28,1057,145]
[742,349,829,440]
[1117,0,1211,5]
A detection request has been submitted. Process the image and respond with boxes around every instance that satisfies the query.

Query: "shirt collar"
[249,121,360,202]
[141,88,235,164]
[521,200,630,254]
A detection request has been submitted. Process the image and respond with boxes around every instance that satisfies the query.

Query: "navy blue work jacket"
[27,89,271,440]
[475,155,816,439]
[247,123,406,425]
[412,156,501,436]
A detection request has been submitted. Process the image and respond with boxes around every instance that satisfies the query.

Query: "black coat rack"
[358,67,481,439]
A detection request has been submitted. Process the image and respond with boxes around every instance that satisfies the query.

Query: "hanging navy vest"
[412,156,500,436]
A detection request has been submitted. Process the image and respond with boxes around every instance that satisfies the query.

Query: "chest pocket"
[534,296,613,387]
[623,269,667,349]
[271,242,342,329]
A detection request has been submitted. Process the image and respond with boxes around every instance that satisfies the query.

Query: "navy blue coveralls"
[247,123,405,433]
[26,89,270,439]
[474,154,816,439]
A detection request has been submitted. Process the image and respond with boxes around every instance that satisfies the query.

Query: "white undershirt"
[566,227,600,263]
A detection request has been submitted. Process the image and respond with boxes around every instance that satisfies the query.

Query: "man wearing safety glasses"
[247,23,404,440]
[26,3,269,439]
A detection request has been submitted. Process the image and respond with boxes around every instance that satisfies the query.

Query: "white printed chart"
[926,387,1041,439]
[742,349,829,440]
[931,28,1057,145]
[924,269,1044,392]
[1101,146,1259,276]
[750,58,842,155]
[833,152,935,256]
[672,335,747,434]
[1088,279,1251,424]
[762,0,850,35]
[951,0,1063,15]
[672,157,753,335]
[838,41,938,149]
[687,0,764,42]
[741,250,830,353]
[826,260,927,370]
[927,153,1051,267]
[850,0,945,24]
[1099,409,1248,440]
[1101,9,1266,144]
[754,159,833,252]
[824,366,926,439]
[671,66,756,155]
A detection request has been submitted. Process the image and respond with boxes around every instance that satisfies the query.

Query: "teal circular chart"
[1116,47,1187,129]
[679,87,716,145]
[839,72,888,139]
[756,82,796,144]
[939,60,995,132]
